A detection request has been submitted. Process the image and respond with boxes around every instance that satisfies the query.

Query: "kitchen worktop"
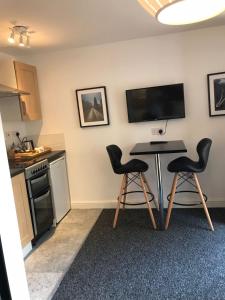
[9,150,66,177]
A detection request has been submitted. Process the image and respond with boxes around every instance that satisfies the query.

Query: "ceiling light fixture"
[138,0,225,25]
[8,30,15,44]
[8,25,34,48]
[26,35,30,48]
[19,34,24,47]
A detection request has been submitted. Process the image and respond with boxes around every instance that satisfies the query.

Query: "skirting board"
[22,242,32,258]
[71,199,225,209]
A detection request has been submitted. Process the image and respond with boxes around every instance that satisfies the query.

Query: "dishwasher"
[49,155,71,224]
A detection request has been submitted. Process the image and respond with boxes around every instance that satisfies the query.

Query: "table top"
[130,140,187,155]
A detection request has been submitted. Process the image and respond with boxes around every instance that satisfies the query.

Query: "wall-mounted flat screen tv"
[126,83,185,123]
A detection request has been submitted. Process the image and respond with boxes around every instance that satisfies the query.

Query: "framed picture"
[76,86,110,128]
[207,72,225,117]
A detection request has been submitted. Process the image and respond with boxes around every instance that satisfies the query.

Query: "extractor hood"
[0,83,29,98]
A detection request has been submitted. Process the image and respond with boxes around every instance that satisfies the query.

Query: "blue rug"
[53,208,225,300]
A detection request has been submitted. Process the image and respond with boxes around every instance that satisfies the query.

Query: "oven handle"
[34,190,50,203]
[31,173,48,184]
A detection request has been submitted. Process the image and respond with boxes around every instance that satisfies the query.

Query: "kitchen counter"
[9,150,66,177]
[10,167,25,177]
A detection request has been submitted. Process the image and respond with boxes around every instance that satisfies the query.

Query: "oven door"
[31,188,54,236]
[28,172,50,197]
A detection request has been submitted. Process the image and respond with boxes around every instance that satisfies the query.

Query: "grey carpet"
[53,208,225,300]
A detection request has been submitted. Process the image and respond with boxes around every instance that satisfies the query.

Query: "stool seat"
[165,138,214,231]
[115,159,148,174]
[168,156,204,173]
[106,144,157,229]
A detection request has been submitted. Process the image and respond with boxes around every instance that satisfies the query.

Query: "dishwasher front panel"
[50,156,71,223]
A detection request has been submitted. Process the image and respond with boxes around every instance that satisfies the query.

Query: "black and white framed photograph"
[207,72,225,117]
[76,86,110,128]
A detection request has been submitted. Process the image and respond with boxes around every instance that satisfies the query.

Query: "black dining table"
[130,140,187,230]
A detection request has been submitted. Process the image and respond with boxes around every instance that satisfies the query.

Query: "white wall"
[22,25,225,208]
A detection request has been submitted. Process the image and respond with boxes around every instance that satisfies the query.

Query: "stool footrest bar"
[121,190,154,206]
[167,190,208,206]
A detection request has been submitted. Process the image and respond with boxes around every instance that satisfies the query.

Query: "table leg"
[155,154,164,230]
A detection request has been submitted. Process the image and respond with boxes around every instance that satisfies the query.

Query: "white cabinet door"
[50,156,71,223]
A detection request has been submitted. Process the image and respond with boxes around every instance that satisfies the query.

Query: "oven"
[25,159,54,240]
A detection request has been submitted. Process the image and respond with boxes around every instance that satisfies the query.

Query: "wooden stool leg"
[140,173,157,229]
[123,174,128,209]
[193,173,214,231]
[113,174,126,229]
[142,173,159,210]
[165,173,178,230]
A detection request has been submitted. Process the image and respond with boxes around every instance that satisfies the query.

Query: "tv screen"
[126,83,185,123]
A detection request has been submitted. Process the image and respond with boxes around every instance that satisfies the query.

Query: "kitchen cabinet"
[11,173,34,247]
[14,61,42,121]
[0,55,17,88]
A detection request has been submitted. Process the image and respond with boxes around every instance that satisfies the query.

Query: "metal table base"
[155,154,164,230]
[129,140,187,230]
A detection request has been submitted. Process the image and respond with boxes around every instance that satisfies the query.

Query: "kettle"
[23,140,34,151]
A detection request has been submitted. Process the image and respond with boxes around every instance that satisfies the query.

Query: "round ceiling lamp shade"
[138,0,225,25]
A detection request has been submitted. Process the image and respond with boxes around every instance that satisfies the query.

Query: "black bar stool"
[106,144,157,229]
[165,138,214,231]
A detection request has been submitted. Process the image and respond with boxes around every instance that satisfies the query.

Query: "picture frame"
[75,86,110,128]
[207,72,225,117]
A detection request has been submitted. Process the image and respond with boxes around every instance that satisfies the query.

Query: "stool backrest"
[106,144,122,174]
[197,138,212,171]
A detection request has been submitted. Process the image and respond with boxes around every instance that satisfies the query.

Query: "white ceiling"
[0,0,225,55]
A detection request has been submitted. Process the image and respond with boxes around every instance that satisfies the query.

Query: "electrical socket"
[152,128,163,135]
[5,131,17,137]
